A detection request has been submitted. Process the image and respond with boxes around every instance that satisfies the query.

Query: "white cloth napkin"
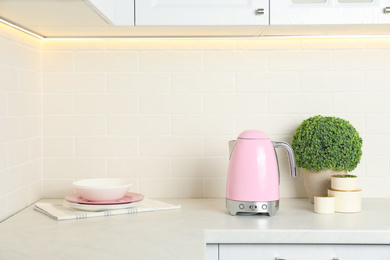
[34,198,181,221]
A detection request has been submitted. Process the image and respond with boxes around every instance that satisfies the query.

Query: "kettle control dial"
[249,205,257,211]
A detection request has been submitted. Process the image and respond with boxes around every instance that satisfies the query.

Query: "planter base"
[302,169,347,203]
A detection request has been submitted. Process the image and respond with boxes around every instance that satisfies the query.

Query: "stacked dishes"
[65,179,144,211]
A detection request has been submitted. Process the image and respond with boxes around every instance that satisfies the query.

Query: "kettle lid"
[238,130,269,139]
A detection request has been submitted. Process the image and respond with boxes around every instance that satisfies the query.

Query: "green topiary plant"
[292,115,363,172]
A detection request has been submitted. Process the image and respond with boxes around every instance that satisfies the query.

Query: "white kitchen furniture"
[1,199,390,260]
[135,0,269,26]
[270,0,390,25]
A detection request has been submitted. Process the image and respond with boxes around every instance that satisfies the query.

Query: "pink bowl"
[73,179,132,202]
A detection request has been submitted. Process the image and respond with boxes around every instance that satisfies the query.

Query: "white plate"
[64,200,144,212]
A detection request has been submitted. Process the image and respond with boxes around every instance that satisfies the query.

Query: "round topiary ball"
[292,115,363,172]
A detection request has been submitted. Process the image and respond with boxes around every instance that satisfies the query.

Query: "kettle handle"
[272,142,297,179]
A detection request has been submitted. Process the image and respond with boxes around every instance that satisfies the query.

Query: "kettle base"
[226,199,279,216]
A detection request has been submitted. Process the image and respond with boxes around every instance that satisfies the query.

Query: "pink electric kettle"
[226,130,297,216]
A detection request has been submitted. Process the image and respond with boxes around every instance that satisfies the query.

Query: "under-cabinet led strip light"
[0,18,44,39]
[2,17,390,40]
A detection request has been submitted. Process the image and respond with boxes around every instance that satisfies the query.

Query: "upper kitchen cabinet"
[270,0,390,25]
[134,0,269,36]
[135,0,269,26]
[265,0,390,36]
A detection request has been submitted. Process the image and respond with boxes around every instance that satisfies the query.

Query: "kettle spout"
[228,140,237,160]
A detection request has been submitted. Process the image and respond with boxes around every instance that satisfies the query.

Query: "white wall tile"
[75,137,139,157]
[4,29,390,207]
[42,51,73,72]
[236,115,301,136]
[269,51,333,71]
[334,93,390,113]
[43,137,75,157]
[140,136,203,157]
[204,93,268,114]
[172,158,227,178]
[204,51,267,71]
[43,73,106,93]
[43,116,106,136]
[204,178,226,198]
[75,52,139,72]
[107,115,170,135]
[269,93,333,113]
[43,158,106,178]
[172,115,235,135]
[107,158,171,178]
[139,94,202,114]
[236,72,299,92]
[171,72,235,93]
[334,50,390,71]
[300,71,365,92]
[140,179,203,198]
[75,94,138,114]
[140,51,202,72]
[107,73,170,93]
[42,94,74,114]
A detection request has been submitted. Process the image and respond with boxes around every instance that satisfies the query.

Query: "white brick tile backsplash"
[269,51,333,71]
[269,93,333,113]
[204,51,268,71]
[42,94,74,114]
[334,93,390,113]
[140,51,203,72]
[75,94,138,114]
[171,72,235,93]
[204,93,268,114]
[365,71,390,92]
[236,115,301,136]
[300,71,365,92]
[108,158,171,178]
[75,137,139,157]
[43,158,106,178]
[42,51,73,72]
[139,93,202,114]
[43,73,106,93]
[140,179,203,198]
[107,115,171,135]
[366,114,390,134]
[334,50,390,70]
[236,72,299,92]
[0,65,19,91]
[140,136,203,157]
[43,116,106,136]
[43,137,75,157]
[107,73,170,93]
[172,115,235,135]
[172,158,227,178]
[75,52,139,72]
[3,25,390,220]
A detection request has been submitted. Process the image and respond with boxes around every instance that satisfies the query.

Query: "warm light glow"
[1,17,390,41]
[0,18,44,40]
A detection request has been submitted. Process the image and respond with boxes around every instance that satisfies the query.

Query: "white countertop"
[1,198,390,259]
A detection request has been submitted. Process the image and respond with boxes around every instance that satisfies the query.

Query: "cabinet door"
[271,0,390,25]
[219,244,390,260]
[135,0,269,26]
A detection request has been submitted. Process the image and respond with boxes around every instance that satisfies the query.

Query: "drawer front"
[219,244,390,260]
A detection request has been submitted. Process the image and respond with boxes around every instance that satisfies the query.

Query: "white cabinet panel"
[135,0,269,26]
[270,0,390,25]
[219,244,390,260]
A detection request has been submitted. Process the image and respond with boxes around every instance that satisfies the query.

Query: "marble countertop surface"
[1,198,390,260]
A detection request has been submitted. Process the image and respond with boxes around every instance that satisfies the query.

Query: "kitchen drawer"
[217,244,390,260]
